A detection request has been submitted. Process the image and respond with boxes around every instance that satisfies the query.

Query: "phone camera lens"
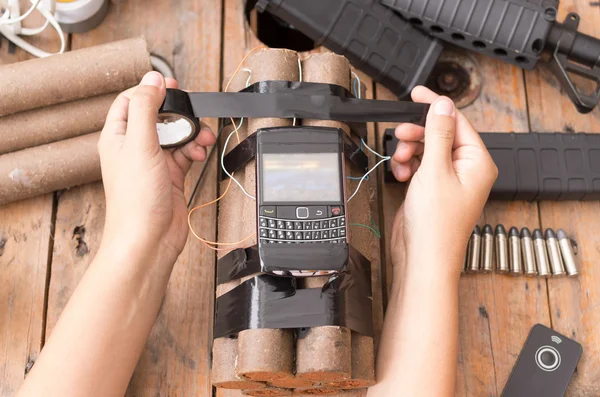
[536,346,561,372]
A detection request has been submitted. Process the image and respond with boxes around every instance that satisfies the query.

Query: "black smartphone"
[501,324,583,397]
[256,126,349,276]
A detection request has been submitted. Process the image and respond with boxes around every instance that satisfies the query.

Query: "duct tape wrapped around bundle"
[214,246,373,339]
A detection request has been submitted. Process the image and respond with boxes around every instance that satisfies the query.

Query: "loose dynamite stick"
[212,72,265,391]
[0,93,118,155]
[295,276,352,381]
[0,132,101,205]
[242,387,293,396]
[0,37,151,117]
[234,48,298,382]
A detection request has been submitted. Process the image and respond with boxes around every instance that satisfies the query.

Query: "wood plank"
[524,1,600,394]
[375,50,552,396]
[43,1,222,395]
[0,9,61,396]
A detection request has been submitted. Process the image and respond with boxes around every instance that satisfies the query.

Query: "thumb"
[126,71,166,149]
[421,96,456,170]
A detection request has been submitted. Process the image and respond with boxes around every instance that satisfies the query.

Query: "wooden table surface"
[1,1,599,396]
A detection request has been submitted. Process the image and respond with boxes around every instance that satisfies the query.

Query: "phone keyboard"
[259,216,346,244]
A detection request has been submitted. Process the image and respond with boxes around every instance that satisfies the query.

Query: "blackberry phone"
[256,126,349,276]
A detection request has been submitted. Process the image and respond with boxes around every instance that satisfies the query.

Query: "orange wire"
[187,46,266,251]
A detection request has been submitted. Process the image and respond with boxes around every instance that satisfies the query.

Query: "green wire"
[349,222,381,238]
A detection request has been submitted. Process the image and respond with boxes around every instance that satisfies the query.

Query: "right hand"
[389,86,498,279]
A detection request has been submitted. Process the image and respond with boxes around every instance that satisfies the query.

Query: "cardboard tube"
[213,71,266,391]
[242,387,293,396]
[0,37,150,117]
[324,333,375,389]
[267,378,314,389]
[294,53,353,383]
[293,387,338,396]
[0,132,101,205]
[296,276,351,382]
[301,53,376,388]
[0,93,118,155]
[234,49,298,383]
[212,280,265,390]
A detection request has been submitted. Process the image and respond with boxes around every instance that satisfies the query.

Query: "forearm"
[17,243,177,397]
[368,254,460,397]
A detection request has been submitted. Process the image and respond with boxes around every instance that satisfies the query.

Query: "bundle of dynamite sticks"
[212,49,377,397]
[0,37,152,206]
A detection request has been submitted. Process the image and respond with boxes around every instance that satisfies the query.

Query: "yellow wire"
[187,45,266,251]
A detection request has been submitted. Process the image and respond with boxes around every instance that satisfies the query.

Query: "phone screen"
[262,152,341,202]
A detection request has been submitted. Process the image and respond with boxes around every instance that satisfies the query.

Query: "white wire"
[21,18,49,35]
[346,92,391,202]
[351,71,361,99]
[347,156,389,202]
[221,118,256,200]
[0,0,65,58]
[293,58,302,127]
[0,0,42,25]
[219,68,256,200]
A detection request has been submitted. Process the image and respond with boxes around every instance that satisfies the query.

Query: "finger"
[171,125,214,174]
[412,86,485,150]
[421,96,456,169]
[390,157,421,182]
[126,71,166,148]
[165,78,179,89]
[411,85,439,104]
[394,123,424,142]
[196,122,217,146]
[393,140,424,163]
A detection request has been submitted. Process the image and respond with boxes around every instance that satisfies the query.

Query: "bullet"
[533,229,551,277]
[509,227,523,275]
[545,228,565,276]
[495,225,509,273]
[481,225,494,273]
[462,243,468,275]
[467,225,481,273]
[521,228,537,276]
[557,229,578,277]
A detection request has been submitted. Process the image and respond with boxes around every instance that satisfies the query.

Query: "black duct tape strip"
[383,129,600,200]
[221,127,369,181]
[214,245,373,338]
[160,84,428,129]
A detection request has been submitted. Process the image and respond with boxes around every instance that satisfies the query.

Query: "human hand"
[98,71,216,264]
[389,86,497,279]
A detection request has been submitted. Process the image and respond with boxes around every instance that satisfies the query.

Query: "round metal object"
[426,50,482,109]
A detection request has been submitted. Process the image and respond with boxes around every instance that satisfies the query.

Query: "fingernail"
[433,97,455,116]
[140,71,163,88]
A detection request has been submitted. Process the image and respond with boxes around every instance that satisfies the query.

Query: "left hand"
[98,71,216,262]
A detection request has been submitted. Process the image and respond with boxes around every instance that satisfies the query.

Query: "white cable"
[293,58,302,126]
[221,118,256,200]
[21,18,49,35]
[219,68,256,200]
[352,71,361,99]
[347,119,391,202]
[0,0,41,25]
[0,0,65,58]
[241,68,252,87]
[347,156,389,202]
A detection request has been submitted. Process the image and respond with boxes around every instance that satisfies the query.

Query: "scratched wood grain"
[375,49,553,396]
[524,1,600,395]
[0,9,60,396]
[42,0,222,395]
[220,1,383,396]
